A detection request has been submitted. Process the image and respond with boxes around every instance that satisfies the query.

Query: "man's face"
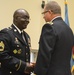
[15,11,30,30]
[42,10,50,22]
[42,7,52,22]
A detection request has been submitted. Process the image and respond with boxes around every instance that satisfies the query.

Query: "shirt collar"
[13,23,23,34]
[51,16,61,22]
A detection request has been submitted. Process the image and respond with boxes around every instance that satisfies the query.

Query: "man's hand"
[30,62,36,67]
[24,62,35,74]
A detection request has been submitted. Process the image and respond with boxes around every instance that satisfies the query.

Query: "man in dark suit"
[0,9,35,75]
[34,1,73,75]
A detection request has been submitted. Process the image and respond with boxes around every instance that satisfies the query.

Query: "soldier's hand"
[30,62,36,67]
[24,62,34,74]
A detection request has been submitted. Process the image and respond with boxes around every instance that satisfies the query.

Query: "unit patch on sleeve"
[0,41,4,51]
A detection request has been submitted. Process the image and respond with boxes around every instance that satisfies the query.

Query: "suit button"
[26,59,28,61]
[0,62,1,68]
[17,45,19,47]
[26,53,28,55]
[26,47,27,48]
[10,71,12,74]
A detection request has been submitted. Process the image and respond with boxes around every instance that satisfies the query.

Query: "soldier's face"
[16,12,30,30]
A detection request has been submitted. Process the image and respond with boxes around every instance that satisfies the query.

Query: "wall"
[0,0,74,50]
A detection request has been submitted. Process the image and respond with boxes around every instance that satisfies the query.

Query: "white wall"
[0,0,74,50]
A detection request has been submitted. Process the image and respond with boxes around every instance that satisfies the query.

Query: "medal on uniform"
[18,49,22,54]
[28,38,31,47]
[15,37,19,44]
[13,49,17,54]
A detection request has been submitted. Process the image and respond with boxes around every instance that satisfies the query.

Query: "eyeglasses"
[42,11,49,14]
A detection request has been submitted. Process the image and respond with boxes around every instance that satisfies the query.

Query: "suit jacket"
[34,17,73,75]
[0,24,31,75]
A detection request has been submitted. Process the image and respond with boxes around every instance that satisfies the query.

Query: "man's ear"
[15,16,18,21]
[48,10,51,13]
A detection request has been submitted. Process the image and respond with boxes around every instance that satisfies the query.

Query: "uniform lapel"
[11,25,27,45]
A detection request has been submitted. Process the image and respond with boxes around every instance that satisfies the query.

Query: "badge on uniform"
[28,38,31,47]
[13,49,22,54]
[18,49,22,54]
[13,49,17,54]
[15,37,20,44]
[0,41,4,51]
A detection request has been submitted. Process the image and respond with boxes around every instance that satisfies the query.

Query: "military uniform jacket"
[0,24,31,75]
[34,17,73,75]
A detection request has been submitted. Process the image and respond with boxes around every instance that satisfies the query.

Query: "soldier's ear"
[14,16,18,22]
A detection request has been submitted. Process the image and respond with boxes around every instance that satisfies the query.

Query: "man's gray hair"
[45,1,61,14]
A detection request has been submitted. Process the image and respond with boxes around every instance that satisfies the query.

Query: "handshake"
[24,62,36,74]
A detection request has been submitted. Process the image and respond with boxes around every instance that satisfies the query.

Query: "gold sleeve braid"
[16,60,22,71]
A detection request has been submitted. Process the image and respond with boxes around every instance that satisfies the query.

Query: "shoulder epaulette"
[46,21,53,25]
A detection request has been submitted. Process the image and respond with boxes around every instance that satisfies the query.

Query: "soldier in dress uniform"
[0,9,35,75]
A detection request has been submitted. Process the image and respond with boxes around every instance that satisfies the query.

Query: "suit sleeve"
[34,24,57,75]
[0,30,26,73]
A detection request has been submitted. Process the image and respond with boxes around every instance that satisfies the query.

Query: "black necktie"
[21,32,26,42]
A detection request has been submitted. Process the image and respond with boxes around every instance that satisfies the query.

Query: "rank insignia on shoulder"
[13,49,17,54]
[9,26,12,29]
[46,21,53,25]
[8,27,12,29]
[6,27,12,31]
[0,41,4,51]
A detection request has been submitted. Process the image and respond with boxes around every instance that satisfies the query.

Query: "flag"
[71,46,74,73]
[64,0,74,73]
[65,0,69,26]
